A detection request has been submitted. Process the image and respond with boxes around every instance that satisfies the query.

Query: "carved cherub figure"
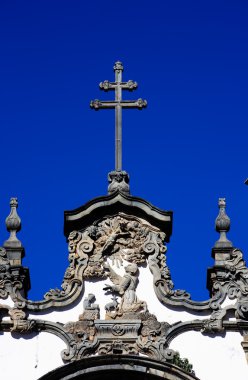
[103,262,147,315]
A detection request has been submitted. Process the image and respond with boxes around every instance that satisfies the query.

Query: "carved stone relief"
[64,294,99,341]
[0,211,174,311]
[77,213,167,279]
[60,293,195,374]
[2,208,248,320]
[103,262,147,319]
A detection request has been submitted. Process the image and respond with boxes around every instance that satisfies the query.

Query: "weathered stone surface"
[38,355,200,380]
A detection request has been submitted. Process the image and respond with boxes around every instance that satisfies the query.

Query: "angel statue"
[103,262,147,316]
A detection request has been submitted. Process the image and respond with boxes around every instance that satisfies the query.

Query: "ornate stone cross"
[90,61,147,174]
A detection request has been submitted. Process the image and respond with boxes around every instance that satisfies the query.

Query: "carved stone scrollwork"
[9,213,170,310]
[224,248,248,298]
[97,340,138,355]
[0,246,27,302]
[8,308,36,333]
[62,294,100,361]
[236,299,248,320]
[62,294,142,362]
[57,291,197,374]
[148,233,191,303]
[61,337,99,362]
[136,312,171,361]
[26,229,88,309]
[140,311,170,336]
[7,198,248,319]
[153,248,248,315]
[0,247,10,299]
[70,214,168,282]
[201,309,226,334]
[62,293,196,370]
[61,339,79,362]
[207,248,248,318]
[136,336,194,374]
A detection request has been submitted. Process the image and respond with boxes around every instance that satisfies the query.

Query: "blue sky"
[0,1,248,301]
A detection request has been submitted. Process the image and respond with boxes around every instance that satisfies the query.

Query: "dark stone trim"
[154,283,212,311]
[64,191,173,242]
[38,355,200,380]
[0,320,71,346]
[165,319,248,345]
[13,278,84,311]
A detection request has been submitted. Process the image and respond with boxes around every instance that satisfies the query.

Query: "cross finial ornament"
[90,61,147,194]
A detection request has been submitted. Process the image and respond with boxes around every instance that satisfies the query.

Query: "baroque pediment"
[64,190,173,242]
[1,197,248,377]
[40,212,170,313]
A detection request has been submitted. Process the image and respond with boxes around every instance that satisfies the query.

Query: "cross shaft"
[90,61,147,171]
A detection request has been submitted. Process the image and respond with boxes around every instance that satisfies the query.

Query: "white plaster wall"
[29,262,207,324]
[0,331,64,380]
[0,296,15,308]
[137,266,206,323]
[0,328,247,379]
[170,331,248,380]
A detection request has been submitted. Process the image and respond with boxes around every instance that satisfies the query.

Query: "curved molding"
[154,282,214,312]
[164,319,248,345]
[14,280,84,311]
[37,354,200,380]
[36,320,72,346]
[148,247,223,313]
[64,190,173,242]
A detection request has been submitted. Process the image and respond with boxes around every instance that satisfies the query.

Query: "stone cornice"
[64,190,173,242]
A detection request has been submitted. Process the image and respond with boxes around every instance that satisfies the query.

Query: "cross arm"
[90,100,117,109]
[90,98,147,110]
[120,99,147,109]
[99,80,138,91]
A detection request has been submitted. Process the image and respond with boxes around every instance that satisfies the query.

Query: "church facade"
[0,63,247,380]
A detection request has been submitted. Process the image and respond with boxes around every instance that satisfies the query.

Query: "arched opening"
[38,355,200,380]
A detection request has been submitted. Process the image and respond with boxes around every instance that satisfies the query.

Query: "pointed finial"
[214,198,232,248]
[4,198,22,248]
